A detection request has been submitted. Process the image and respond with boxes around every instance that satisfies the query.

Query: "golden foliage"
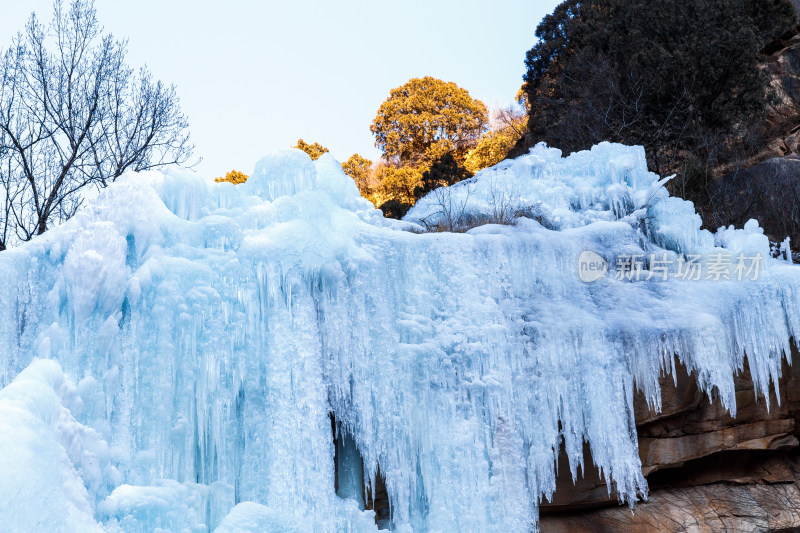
[464,129,520,174]
[373,165,423,207]
[370,76,488,167]
[342,153,373,192]
[367,77,489,216]
[294,139,329,160]
[215,169,248,185]
[465,95,528,173]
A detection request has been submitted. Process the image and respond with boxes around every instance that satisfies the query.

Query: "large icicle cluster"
[0,143,798,532]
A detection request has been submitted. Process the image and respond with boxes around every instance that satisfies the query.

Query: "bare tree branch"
[0,0,195,249]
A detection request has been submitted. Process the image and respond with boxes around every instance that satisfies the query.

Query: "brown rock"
[633,361,705,427]
[541,346,800,530]
[645,450,797,487]
[768,138,791,157]
[639,419,797,475]
[785,132,800,155]
[540,443,618,512]
[540,481,800,533]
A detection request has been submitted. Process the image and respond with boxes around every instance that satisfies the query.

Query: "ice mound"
[0,359,112,533]
[0,143,798,532]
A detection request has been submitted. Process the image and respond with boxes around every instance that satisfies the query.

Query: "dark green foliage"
[378,199,412,219]
[413,153,472,199]
[748,0,798,42]
[523,0,592,98]
[523,0,797,175]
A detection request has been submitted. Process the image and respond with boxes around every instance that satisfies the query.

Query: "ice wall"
[0,143,798,532]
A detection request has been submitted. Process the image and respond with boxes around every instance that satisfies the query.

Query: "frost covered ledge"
[0,143,798,532]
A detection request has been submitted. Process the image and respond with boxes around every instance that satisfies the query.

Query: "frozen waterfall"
[0,143,798,532]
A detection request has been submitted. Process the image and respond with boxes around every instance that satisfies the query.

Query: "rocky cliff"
[499,12,800,533]
[705,22,800,255]
[539,346,800,532]
[510,18,800,252]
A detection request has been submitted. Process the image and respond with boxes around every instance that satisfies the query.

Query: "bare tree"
[420,182,475,233]
[0,0,194,250]
[490,91,529,139]
[486,177,520,226]
[418,177,527,232]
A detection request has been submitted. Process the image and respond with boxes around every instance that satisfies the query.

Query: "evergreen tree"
[414,153,472,199]
[378,199,412,220]
[523,0,796,175]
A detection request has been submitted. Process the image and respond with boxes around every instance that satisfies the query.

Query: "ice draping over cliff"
[0,143,798,532]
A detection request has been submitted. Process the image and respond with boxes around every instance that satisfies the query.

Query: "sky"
[0,0,560,179]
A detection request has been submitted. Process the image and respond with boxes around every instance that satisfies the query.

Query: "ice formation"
[0,142,798,532]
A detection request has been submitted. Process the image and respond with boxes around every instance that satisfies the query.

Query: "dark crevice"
[330,412,391,528]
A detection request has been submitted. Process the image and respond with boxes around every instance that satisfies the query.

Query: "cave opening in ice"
[331,412,391,528]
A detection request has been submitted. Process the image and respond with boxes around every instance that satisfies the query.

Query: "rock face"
[541,481,800,533]
[509,19,800,249]
[539,348,800,532]
[712,157,800,254]
[710,25,800,245]
[503,13,800,530]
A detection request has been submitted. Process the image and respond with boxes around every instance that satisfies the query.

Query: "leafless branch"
[0,0,195,249]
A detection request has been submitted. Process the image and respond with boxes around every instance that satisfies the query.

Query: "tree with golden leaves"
[215,169,248,184]
[342,154,373,192]
[370,77,488,167]
[294,139,329,160]
[465,89,529,174]
[374,165,423,218]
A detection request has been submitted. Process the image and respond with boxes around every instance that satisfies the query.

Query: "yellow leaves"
[214,169,248,185]
[342,153,373,192]
[370,76,488,165]
[464,100,528,174]
[464,129,520,174]
[367,77,492,216]
[294,139,329,160]
[374,165,423,207]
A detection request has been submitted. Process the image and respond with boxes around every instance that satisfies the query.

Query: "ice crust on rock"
[0,144,798,532]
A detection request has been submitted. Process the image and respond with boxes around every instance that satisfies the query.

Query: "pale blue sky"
[0,0,559,178]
